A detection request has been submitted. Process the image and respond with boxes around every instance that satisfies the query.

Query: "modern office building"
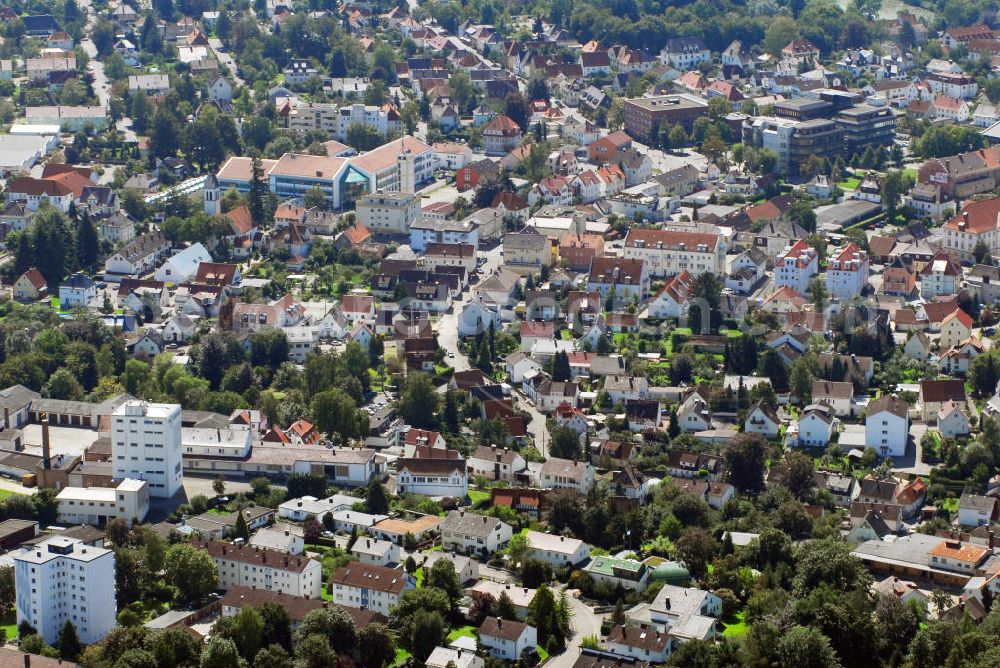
[835,104,896,156]
[742,116,842,176]
[13,536,116,645]
[111,401,182,498]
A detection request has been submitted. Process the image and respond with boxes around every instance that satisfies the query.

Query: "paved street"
[208,37,246,89]
[548,590,605,668]
[432,245,548,454]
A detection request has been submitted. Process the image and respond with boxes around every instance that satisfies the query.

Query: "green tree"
[764,16,799,57]
[303,186,326,209]
[165,543,218,603]
[248,156,268,227]
[777,625,843,668]
[252,645,291,668]
[358,623,396,668]
[76,214,99,270]
[792,537,872,597]
[311,388,368,444]
[882,170,914,221]
[295,608,356,655]
[724,433,768,494]
[398,373,440,429]
[527,585,563,650]
[449,71,475,112]
[200,636,244,668]
[366,479,390,514]
[549,424,581,460]
[974,239,994,266]
[58,621,82,661]
[214,607,264,662]
[44,369,84,401]
[405,610,445,663]
[0,566,14,613]
[427,559,463,606]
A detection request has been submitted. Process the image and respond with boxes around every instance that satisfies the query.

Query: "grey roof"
[441,510,509,538]
[959,493,997,514]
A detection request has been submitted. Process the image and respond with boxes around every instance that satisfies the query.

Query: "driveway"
[892,422,933,476]
[547,590,604,668]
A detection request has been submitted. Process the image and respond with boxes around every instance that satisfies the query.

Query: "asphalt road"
[548,590,605,668]
[208,37,246,89]
[433,245,549,454]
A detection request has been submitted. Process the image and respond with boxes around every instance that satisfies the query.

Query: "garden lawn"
[721,611,748,637]
[393,648,411,666]
[0,488,26,501]
[468,489,490,505]
[838,177,861,190]
[0,609,16,641]
[447,625,477,641]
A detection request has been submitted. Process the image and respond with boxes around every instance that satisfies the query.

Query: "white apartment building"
[331,563,415,615]
[826,242,869,300]
[335,103,401,141]
[268,153,351,210]
[622,229,725,278]
[356,191,421,234]
[112,401,182,498]
[524,530,591,567]
[13,537,116,645]
[285,102,400,141]
[56,479,150,527]
[774,239,819,294]
[194,540,323,598]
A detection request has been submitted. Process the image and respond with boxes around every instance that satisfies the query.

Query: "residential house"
[775,240,819,293]
[865,395,910,457]
[440,510,513,557]
[396,458,468,498]
[793,402,837,448]
[478,617,537,661]
[745,401,780,439]
[12,268,48,302]
[330,563,415,616]
[539,457,594,494]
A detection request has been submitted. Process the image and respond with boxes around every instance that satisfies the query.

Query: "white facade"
[112,401,183,498]
[396,462,469,498]
[331,563,415,616]
[775,240,819,294]
[56,479,150,526]
[826,244,869,301]
[202,541,324,598]
[865,405,910,458]
[524,530,591,567]
[440,511,513,556]
[350,537,400,566]
[356,191,421,234]
[13,537,116,645]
